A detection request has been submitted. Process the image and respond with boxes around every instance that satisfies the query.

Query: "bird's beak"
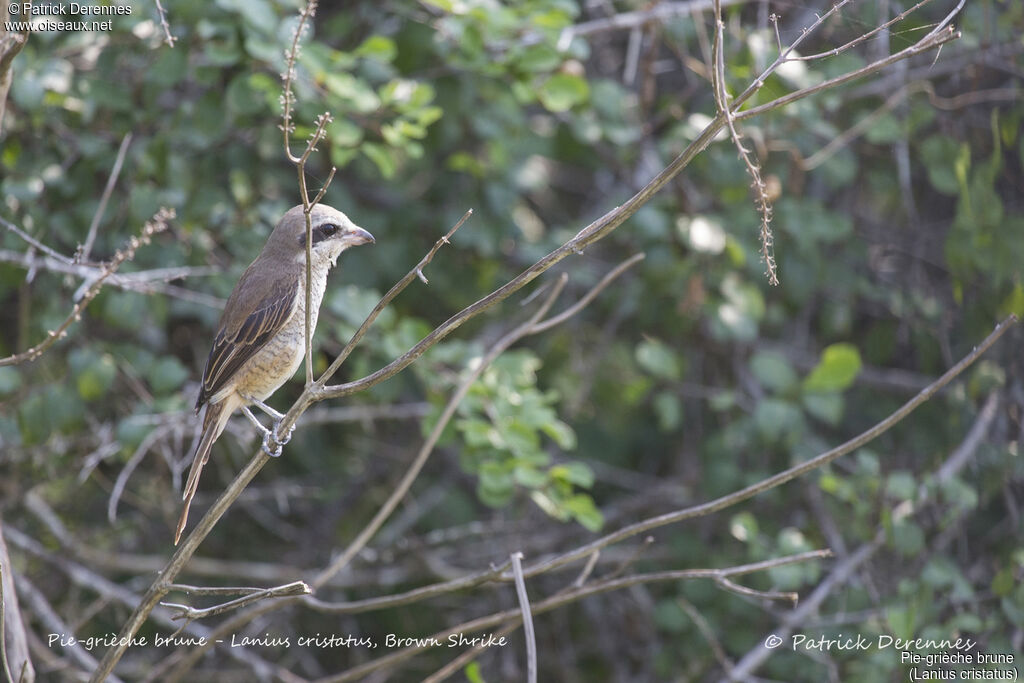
[347,226,375,246]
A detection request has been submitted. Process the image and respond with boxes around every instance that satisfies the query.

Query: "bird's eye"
[321,223,339,237]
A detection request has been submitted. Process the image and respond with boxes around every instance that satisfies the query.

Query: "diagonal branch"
[513,315,1016,581]
[315,209,473,389]
[316,4,963,404]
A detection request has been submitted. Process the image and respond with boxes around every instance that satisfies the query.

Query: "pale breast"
[231,265,331,402]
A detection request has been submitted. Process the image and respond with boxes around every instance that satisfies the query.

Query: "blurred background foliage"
[1,0,1022,680]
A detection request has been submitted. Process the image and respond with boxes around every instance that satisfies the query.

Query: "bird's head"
[268,204,375,268]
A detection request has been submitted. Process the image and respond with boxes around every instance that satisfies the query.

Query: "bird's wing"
[196,272,300,409]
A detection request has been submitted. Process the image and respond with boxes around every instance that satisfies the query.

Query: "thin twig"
[712,0,776,284]
[0,561,10,683]
[16,573,121,682]
[791,0,937,61]
[510,552,537,683]
[156,256,643,678]
[280,1,316,163]
[153,0,176,47]
[0,208,174,367]
[550,0,747,49]
[679,598,734,674]
[82,132,133,261]
[1,215,74,264]
[715,575,798,604]
[735,26,961,122]
[572,551,600,588]
[108,423,169,522]
[314,209,473,389]
[160,581,310,623]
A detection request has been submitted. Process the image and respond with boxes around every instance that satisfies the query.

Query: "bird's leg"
[241,397,294,457]
[240,405,281,457]
[248,397,285,422]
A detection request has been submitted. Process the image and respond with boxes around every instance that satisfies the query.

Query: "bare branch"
[714,575,798,604]
[1,215,75,265]
[712,0,776,284]
[550,0,747,49]
[314,208,473,390]
[16,573,118,682]
[280,0,317,163]
[153,0,176,47]
[81,132,133,261]
[0,208,174,367]
[0,523,35,683]
[0,1,30,135]
[0,245,218,300]
[160,581,310,623]
[421,622,521,683]
[791,0,938,61]
[510,552,537,683]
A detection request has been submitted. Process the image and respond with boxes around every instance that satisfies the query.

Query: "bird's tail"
[175,400,232,545]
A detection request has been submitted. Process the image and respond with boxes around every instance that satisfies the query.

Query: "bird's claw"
[261,422,294,458]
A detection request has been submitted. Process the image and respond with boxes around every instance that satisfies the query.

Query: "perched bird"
[175,204,374,544]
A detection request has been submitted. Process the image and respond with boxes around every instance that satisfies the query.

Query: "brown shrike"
[175,204,374,544]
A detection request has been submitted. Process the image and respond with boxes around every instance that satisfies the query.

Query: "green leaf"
[69,349,117,401]
[324,73,381,113]
[564,494,603,531]
[889,520,924,556]
[729,512,759,542]
[513,464,548,488]
[464,661,487,683]
[541,420,576,449]
[801,392,844,425]
[803,343,862,392]
[1000,283,1024,318]
[147,357,189,394]
[0,367,22,396]
[517,44,562,72]
[653,391,682,431]
[226,74,264,115]
[653,600,689,633]
[865,113,903,144]
[362,143,398,178]
[477,462,515,507]
[355,35,397,62]
[749,351,798,393]
[992,567,1016,597]
[885,471,917,502]
[550,462,594,488]
[753,398,804,442]
[920,135,961,195]
[635,339,681,380]
[537,73,589,113]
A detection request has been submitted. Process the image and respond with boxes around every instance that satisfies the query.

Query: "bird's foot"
[261,421,295,458]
